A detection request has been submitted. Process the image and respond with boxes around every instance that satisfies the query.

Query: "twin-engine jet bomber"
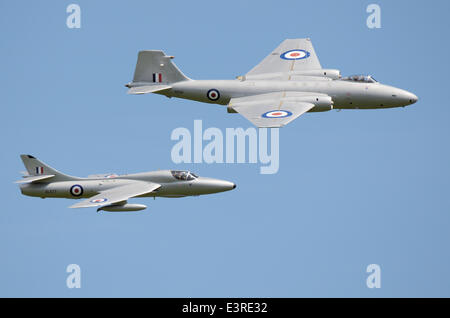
[16,155,236,212]
[126,38,418,128]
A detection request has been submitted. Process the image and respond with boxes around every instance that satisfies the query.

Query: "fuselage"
[20,170,236,200]
[157,78,418,110]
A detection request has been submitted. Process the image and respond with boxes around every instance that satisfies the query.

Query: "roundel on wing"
[262,110,293,118]
[90,198,108,203]
[70,184,84,197]
[280,49,310,60]
[207,89,220,101]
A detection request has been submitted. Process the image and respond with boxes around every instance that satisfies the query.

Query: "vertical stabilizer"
[130,50,190,86]
[20,155,78,182]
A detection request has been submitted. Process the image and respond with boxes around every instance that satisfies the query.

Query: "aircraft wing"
[69,181,161,209]
[127,84,171,95]
[229,92,317,128]
[246,38,321,76]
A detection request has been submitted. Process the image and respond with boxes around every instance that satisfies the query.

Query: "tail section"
[19,155,78,182]
[126,50,190,93]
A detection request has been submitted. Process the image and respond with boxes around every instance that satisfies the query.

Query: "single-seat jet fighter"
[16,155,236,212]
[126,38,418,128]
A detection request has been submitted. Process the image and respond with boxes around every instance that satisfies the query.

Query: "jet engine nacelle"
[286,95,334,112]
[97,203,147,212]
[292,69,341,80]
[308,95,334,112]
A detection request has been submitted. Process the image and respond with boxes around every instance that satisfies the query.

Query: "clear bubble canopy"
[171,170,198,181]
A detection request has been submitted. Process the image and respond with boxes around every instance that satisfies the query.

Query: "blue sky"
[1,0,449,297]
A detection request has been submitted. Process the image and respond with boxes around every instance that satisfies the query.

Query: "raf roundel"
[280,49,310,60]
[262,110,293,118]
[90,198,108,204]
[207,89,220,101]
[70,184,83,197]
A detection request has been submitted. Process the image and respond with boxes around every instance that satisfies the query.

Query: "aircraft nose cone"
[393,88,418,106]
[219,180,236,192]
[408,93,418,104]
[399,89,418,105]
[196,177,236,194]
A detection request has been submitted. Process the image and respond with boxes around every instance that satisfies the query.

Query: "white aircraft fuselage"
[157,78,418,111]
[126,40,418,127]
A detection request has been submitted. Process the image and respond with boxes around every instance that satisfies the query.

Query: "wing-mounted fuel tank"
[97,203,147,212]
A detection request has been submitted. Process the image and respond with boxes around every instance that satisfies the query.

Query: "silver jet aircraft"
[17,155,236,212]
[126,38,418,128]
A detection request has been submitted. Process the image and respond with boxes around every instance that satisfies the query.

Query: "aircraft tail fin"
[127,50,190,90]
[19,155,79,182]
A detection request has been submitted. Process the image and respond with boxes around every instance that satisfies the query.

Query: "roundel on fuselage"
[70,184,83,197]
[207,89,220,101]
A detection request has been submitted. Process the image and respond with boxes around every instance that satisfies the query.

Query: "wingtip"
[20,154,35,159]
[68,202,89,209]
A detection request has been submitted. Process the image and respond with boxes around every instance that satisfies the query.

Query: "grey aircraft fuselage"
[20,170,236,200]
[127,40,418,127]
[18,154,236,211]
[152,78,418,111]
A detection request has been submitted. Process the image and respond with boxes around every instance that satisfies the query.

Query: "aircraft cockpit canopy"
[341,75,377,83]
[171,170,198,181]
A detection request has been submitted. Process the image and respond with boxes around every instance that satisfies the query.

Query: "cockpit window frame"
[170,170,198,181]
[341,75,378,83]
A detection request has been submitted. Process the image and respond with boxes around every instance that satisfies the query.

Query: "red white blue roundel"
[262,110,293,118]
[70,184,83,197]
[280,49,310,60]
[90,198,107,204]
[207,89,220,101]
